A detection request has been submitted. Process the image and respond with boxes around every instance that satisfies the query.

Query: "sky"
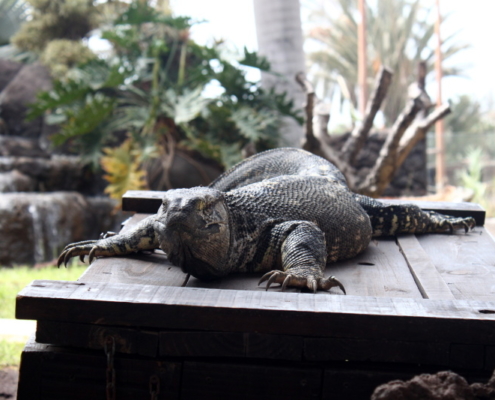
[169,0,495,113]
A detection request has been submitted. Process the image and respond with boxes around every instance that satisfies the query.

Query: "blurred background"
[0,0,494,264]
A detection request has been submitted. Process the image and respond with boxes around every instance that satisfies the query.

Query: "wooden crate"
[16,193,495,399]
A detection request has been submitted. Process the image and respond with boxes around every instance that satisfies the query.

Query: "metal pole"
[435,0,445,190]
[358,0,368,117]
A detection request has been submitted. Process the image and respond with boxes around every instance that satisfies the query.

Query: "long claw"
[88,247,97,264]
[332,276,346,295]
[79,255,85,263]
[57,252,66,268]
[62,240,97,252]
[63,248,77,268]
[258,272,271,286]
[281,275,291,292]
[266,273,279,291]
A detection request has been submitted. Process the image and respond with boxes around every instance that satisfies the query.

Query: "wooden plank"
[160,332,244,358]
[122,190,164,213]
[120,213,150,232]
[186,272,300,293]
[485,346,495,371]
[36,320,159,357]
[246,333,303,361]
[16,280,495,344]
[305,337,449,366]
[122,191,486,225]
[449,343,485,370]
[397,235,454,300]
[17,334,42,400]
[17,335,181,400]
[417,227,495,301]
[159,331,302,361]
[78,252,186,287]
[323,238,422,298]
[181,361,322,400]
[186,238,421,297]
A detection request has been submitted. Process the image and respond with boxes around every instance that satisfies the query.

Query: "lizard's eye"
[161,199,169,211]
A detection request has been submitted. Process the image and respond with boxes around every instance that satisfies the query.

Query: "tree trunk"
[253,0,305,147]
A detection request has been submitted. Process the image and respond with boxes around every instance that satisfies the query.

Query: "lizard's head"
[153,187,232,280]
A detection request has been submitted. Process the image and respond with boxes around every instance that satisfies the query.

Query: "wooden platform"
[15,193,495,399]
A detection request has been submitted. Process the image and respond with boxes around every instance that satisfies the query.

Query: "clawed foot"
[57,239,115,268]
[258,270,346,294]
[429,213,476,233]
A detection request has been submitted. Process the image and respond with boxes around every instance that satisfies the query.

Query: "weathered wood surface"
[122,190,486,225]
[36,320,159,357]
[181,361,321,400]
[16,280,495,340]
[397,234,455,300]
[417,229,495,301]
[17,335,181,400]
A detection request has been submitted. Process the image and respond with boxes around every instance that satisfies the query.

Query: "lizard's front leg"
[57,215,159,267]
[258,221,346,294]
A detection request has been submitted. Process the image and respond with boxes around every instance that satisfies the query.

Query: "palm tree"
[253,0,305,147]
[306,0,468,125]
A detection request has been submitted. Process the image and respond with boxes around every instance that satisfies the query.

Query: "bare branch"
[295,72,356,188]
[342,66,393,166]
[358,97,423,197]
[397,104,451,166]
[296,72,318,152]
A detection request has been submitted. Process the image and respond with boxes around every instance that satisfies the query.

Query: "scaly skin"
[59,148,476,293]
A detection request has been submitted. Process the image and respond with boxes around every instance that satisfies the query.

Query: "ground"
[0,368,17,400]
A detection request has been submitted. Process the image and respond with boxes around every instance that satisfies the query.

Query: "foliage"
[0,340,25,367]
[460,147,486,201]
[30,1,302,198]
[40,39,96,78]
[11,0,97,76]
[0,264,86,367]
[306,0,468,125]
[101,139,148,199]
[0,263,86,319]
[445,95,494,134]
[0,0,29,46]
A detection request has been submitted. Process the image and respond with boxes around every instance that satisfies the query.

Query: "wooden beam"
[396,234,454,300]
[16,280,495,344]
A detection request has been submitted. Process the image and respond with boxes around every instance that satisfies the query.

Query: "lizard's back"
[211,148,373,265]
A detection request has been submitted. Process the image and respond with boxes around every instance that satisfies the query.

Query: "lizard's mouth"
[165,237,219,281]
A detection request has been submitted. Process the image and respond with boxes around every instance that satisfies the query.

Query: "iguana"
[58,148,476,293]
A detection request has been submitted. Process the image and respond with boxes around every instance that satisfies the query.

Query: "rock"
[0,62,52,138]
[372,370,495,400]
[0,58,23,92]
[0,136,50,158]
[0,170,37,192]
[0,192,122,265]
[0,156,104,194]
